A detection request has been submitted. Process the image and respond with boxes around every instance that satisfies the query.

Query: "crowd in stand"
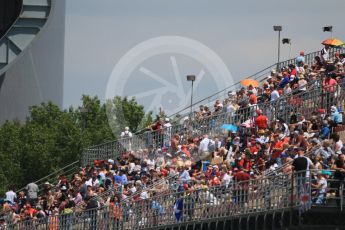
[1,45,345,227]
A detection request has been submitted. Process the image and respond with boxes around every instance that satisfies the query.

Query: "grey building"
[0,0,65,123]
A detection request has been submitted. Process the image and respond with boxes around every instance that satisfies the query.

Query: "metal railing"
[168,47,343,119]
[6,169,344,229]
[82,81,345,167]
[15,160,80,194]
[81,47,344,166]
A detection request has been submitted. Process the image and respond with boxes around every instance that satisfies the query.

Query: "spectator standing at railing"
[321,45,330,63]
[255,110,268,130]
[163,118,172,147]
[5,188,16,205]
[120,127,133,151]
[331,153,345,207]
[296,51,305,67]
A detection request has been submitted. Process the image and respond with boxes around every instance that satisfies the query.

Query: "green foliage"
[0,95,149,193]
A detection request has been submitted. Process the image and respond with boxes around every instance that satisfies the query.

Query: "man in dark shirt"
[332,153,345,206]
[292,147,314,195]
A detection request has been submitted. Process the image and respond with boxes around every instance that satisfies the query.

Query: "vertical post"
[191,80,194,116]
[290,172,294,227]
[277,30,281,71]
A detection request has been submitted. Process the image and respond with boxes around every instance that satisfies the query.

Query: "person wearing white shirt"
[5,189,16,204]
[163,118,172,147]
[222,170,232,188]
[199,135,212,161]
[270,86,280,101]
[321,45,330,63]
[120,127,133,151]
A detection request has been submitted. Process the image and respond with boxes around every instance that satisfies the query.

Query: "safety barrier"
[81,45,344,166]
[82,80,345,167]
[5,170,344,229]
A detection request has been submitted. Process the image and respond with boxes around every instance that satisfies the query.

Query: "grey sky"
[64,0,345,113]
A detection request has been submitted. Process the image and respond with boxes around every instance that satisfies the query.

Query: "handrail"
[82,47,343,166]
[15,160,80,193]
[6,169,343,229]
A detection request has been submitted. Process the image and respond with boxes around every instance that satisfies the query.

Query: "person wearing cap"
[330,106,343,125]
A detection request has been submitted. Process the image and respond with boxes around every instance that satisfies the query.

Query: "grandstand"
[1,40,345,230]
[0,0,64,123]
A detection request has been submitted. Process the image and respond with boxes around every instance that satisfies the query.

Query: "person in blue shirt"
[114,170,128,185]
[319,121,330,140]
[331,106,343,124]
[279,73,290,88]
[179,166,191,183]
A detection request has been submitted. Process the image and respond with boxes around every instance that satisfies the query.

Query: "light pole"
[282,38,291,59]
[323,26,333,38]
[186,75,196,117]
[273,25,282,71]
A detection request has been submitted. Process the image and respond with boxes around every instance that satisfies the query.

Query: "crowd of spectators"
[1,45,345,227]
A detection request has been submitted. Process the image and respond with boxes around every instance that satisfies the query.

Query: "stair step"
[7,27,38,51]
[15,18,45,28]
[21,5,50,19]
[23,0,50,7]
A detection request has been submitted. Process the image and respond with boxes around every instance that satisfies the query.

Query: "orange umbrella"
[240,79,259,87]
[321,38,344,47]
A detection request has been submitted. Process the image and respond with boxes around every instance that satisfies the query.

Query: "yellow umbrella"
[322,38,344,47]
[240,79,259,87]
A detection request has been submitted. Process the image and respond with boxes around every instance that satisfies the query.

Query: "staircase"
[0,0,51,71]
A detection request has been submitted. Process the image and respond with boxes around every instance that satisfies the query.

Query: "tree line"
[0,95,153,194]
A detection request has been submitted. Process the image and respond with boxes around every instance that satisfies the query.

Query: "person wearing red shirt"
[271,134,284,160]
[255,110,268,130]
[248,90,257,104]
[233,167,250,206]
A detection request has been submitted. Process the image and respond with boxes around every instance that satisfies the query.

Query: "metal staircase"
[0,0,51,71]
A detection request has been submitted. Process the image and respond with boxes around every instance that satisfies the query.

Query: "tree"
[106,96,146,136]
[0,95,149,192]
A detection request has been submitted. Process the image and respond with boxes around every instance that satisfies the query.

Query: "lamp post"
[282,38,291,59]
[273,25,282,71]
[323,26,333,38]
[186,75,196,117]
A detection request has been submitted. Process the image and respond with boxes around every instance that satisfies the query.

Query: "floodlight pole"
[274,26,282,72]
[187,75,196,118]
